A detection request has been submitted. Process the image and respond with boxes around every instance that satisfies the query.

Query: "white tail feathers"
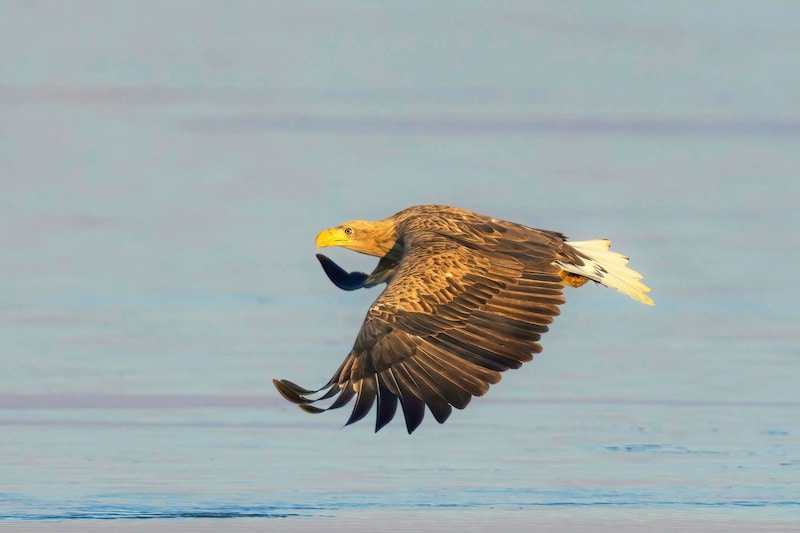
[557,239,654,305]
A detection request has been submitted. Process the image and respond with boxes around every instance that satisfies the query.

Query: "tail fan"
[557,239,654,305]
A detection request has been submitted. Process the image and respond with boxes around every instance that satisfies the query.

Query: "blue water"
[1,0,798,526]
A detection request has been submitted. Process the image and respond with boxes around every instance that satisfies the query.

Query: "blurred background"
[1,0,798,527]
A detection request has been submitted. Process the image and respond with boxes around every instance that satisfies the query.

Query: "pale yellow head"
[315,219,397,257]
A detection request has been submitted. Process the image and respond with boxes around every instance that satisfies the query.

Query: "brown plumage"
[273,205,653,433]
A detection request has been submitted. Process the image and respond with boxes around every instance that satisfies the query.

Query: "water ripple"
[3,500,799,521]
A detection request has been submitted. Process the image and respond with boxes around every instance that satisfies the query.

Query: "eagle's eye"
[344,227,353,236]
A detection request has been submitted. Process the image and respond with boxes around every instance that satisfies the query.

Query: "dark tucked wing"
[316,254,398,291]
[275,224,571,433]
[316,254,370,290]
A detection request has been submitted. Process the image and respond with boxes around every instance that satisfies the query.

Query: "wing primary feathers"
[388,367,427,434]
[298,404,327,414]
[272,379,321,404]
[415,343,498,395]
[400,357,455,422]
[272,378,345,406]
[327,385,356,410]
[399,391,426,434]
[430,333,523,371]
[345,377,377,426]
[272,374,358,415]
[395,360,452,423]
[410,353,473,409]
[375,376,399,432]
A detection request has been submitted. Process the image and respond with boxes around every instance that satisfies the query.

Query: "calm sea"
[1,1,798,530]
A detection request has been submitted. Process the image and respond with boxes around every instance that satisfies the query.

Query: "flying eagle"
[273,205,653,433]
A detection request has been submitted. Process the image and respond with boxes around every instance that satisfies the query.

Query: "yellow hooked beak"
[315,227,349,248]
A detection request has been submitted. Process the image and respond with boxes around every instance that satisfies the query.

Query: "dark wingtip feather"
[344,378,377,427]
[428,402,453,424]
[274,378,317,394]
[298,403,326,414]
[273,379,312,404]
[327,385,356,410]
[399,393,426,434]
[375,379,399,433]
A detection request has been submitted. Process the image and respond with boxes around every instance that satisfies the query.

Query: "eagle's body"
[273,205,653,433]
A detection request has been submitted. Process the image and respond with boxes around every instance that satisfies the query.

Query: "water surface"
[1,1,798,529]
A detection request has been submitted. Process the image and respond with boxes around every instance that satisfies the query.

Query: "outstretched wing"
[275,224,571,433]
